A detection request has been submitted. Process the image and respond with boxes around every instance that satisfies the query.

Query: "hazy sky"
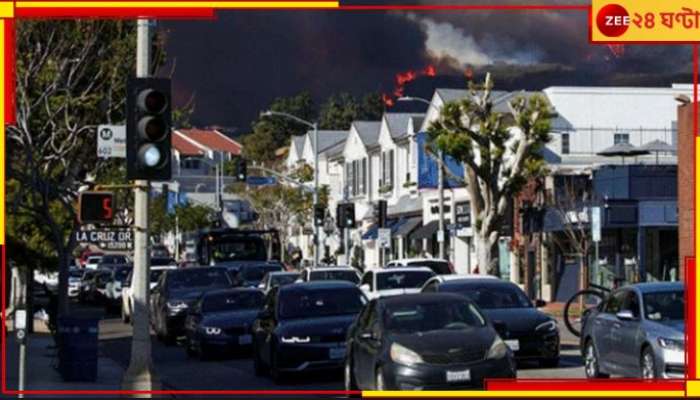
[160,6,694,132]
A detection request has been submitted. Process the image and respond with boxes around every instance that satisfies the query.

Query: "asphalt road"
[97,317,585,393]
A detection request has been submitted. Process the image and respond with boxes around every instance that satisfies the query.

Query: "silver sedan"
[580,282,684,379]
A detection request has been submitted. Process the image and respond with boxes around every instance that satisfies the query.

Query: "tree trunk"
[475,234,496,276]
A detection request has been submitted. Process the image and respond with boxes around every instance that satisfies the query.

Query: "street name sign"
[377,228,391,248]
[75,229,133,251]
[591,206,602,243]
[97,124,126,158]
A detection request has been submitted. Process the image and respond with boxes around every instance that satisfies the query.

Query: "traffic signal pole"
[122,19,160,393]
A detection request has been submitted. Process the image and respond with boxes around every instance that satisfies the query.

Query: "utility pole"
[438,150,446,260]
[312,122,320,268]
[122,19,160,393]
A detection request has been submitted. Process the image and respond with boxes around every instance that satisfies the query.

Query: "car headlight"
[204,326,222,335]
[281,336,311,344]
[487,336,508,359]
[658,337,684,351]
[390,343,423,366]
[535,320,557,333]
[166,300,188,310]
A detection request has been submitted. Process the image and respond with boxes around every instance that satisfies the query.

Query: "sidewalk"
[5,319,125,394]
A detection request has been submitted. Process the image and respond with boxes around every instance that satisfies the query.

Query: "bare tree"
[427,73,554,275]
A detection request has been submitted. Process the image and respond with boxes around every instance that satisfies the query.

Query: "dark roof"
[352,121,382,147]
[384,113,425,139]
[378,292,467,306]
[309,130,349,153]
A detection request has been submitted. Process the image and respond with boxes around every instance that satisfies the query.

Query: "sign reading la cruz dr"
[591,0,700,42]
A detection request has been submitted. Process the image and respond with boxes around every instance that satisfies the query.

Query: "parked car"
[121,265,177,324]
[103,264,133,313]
[258,271,300,293]
[580,282,684,379]
[345,293,516,390]
[98,254,129,269]
[252,281,367,381]
[359,267,435,299]
[85,255,104,270]
[421,277,559,367]
[79,268,112,304]
[421,274,498,289]
[34,270,58,293]
[299,266,360,284]
[151,257,177,267]
[80,250,103,268]
[68,267,83,298]
[385,258,454,275]
[151,267,233,343]
[229,264,284,288]
[184,288,265,359]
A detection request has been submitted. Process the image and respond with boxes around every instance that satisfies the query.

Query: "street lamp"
[397,96,447,260]
[261,110,321,268]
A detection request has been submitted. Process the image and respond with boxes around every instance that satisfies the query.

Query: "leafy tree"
[7,21,146,314]
[426,74,553,276]
[319,92,360,130]
[174,203,217,232]
[359,92,385,120]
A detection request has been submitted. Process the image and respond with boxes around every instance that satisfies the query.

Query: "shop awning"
[362,218,402,240]
[410,220,440,240]
[394,217,422,237]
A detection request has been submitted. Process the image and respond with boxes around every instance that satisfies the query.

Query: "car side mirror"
[492,321,508,338]
[535,299,547,308]
[360,284,370,292]
[616,310,635,320]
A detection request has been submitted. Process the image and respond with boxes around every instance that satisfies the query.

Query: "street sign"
[377,228,391,248]
[246,176,277,186]
[15,309,26,343]
[97,124,126,158]
[436,229,445,243]
[591,206,602,242]
[75,229,133,251]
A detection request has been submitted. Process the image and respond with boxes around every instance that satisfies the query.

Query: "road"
[97,316,585,393]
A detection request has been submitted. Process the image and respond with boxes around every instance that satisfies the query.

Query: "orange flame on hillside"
[383,64,437,108]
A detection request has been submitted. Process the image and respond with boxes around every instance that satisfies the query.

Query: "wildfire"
[464,66,474,81]
[382,64,437,108]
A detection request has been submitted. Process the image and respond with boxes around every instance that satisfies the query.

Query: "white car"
[104,265,133,312]
[359,267,435,299]
[68,268,83,298]
[385,257,454,275]
[121,265,176,323]
[420,274,499,292]
[85,255,103,270]
[298,266,360,284]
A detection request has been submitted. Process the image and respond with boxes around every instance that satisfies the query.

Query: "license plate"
[238,334,252,345]
[505,339,520,351]
[329,347,346,360]
[446,369,471,382]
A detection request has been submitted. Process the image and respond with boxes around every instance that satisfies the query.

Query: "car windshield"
[270,273,299,287]
[384,300,486,334]
[278,287,365,319]
[406,261,451,274]
[102,255,127,264]
[202,291,264,313]
[151,258,175,266]
[210,237,267,262]
[376,271,434,290]
[69,269,83,278]
[643,290,684,322]
[150,269,168,283]
[309,270,359,284]
[87,257,102,263]
[242,265,282,282]
[446,283,532,309]
[168,269,231,290]
[113,267,132,283]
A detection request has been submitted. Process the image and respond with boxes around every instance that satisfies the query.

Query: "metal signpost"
[15,308,27,398]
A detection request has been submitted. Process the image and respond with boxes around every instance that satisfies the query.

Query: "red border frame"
[1,1,698,396]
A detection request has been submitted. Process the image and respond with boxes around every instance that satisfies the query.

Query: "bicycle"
[563,279,624,337]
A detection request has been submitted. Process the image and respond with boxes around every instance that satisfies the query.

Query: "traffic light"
[237,158,247,182]
[79,192,114,224]
[126,77,172,180]
[336,203,356,229]
[376,200,387,228]
[314,204,326,227]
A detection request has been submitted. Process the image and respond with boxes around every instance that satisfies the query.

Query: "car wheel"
[539,357,560,368]
[641,346,657,379]
[584,340,609,378]
[375,367,386,390]
[344,354,358,390]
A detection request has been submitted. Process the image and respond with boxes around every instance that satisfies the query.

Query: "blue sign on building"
[415,132,465,189]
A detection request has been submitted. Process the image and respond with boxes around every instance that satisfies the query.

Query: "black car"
[252,281,366,381]
[79,269,112,304]
[184,288,264,359]
[98,254,129,269]
[152,267,233,343]
[345,293,517,390]
[422,278,559,367]
[230,264,284,288]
